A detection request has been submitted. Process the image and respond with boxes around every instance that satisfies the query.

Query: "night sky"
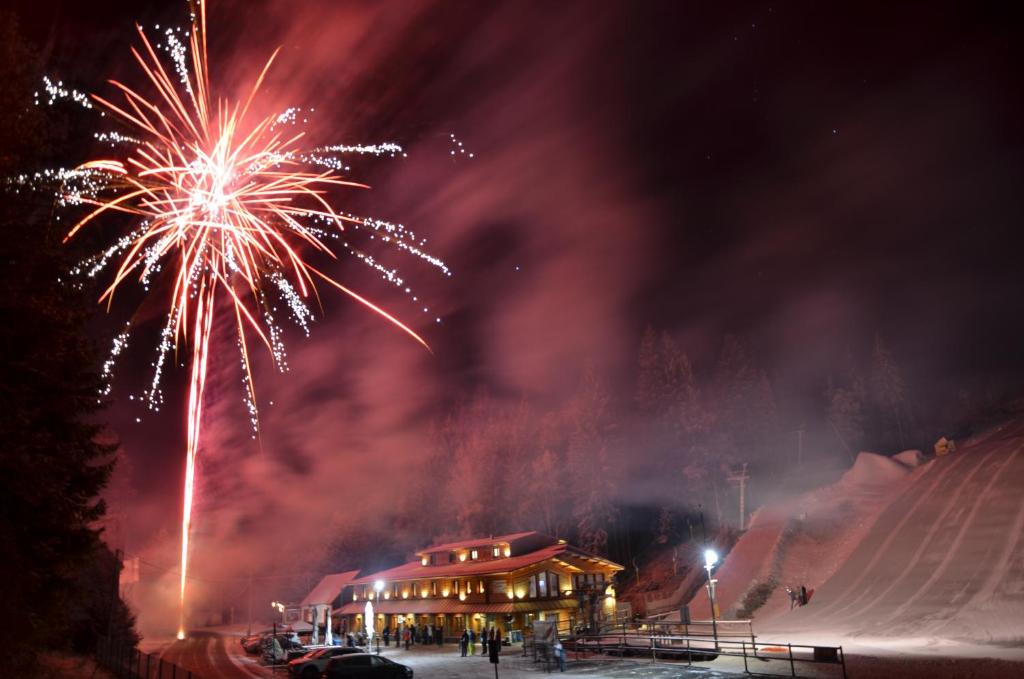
[9,0,1022,626]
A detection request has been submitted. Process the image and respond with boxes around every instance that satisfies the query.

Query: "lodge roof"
[300,570,360,607]
[352,541,622,585]
[414,531,538,556]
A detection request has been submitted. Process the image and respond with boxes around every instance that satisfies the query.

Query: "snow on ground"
[683,416,1024,666]
[140,626,1024,679]
[686,450,921,622]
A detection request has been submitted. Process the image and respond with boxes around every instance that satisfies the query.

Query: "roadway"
[156,630,270,679]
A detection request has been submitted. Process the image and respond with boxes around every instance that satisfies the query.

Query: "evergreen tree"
[870,333,909,449]
[826,372,867,460]
[635,329,707,528]
[709,335,779,466]
[0,13,135,673]
[566,366,619,555]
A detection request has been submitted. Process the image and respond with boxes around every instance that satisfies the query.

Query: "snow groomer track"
[771,418,1024,644]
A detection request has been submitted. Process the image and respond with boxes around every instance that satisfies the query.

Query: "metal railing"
[564,631,847,679]
[97,636,203,679]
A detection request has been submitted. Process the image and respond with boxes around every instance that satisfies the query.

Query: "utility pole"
[247,571,253,636]
[726,464,750,530]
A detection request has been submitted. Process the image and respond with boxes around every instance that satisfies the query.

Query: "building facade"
[334,532,622,639]
[298,570,359,637]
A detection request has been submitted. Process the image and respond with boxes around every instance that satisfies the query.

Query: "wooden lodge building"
[331,532,623,639]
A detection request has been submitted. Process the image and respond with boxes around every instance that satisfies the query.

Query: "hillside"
[684,416,1024,655]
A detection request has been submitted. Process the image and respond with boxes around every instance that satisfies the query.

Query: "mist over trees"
[326,322,1002,575]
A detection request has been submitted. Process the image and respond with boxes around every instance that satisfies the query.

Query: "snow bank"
[761,419,1024,654]
[841,451,912,486]
[893,449,925,467]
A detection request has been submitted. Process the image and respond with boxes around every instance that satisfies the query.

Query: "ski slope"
[689,417,1024,652]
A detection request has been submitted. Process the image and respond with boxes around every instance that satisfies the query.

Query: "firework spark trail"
[33,0,451,637]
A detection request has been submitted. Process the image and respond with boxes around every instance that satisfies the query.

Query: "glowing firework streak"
[34,0,449,637]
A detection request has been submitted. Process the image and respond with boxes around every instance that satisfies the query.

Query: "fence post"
[788,643,796,677]
[158,657,164,679]
[742,640,748,673]
[146,652,151,679]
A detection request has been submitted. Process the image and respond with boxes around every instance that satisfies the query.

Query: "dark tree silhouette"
[0,14,137,673]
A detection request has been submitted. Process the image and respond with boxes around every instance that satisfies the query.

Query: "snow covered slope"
[685,450,921,621]
[761,417,1024,646]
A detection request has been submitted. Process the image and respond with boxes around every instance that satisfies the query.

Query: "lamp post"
[374,581,385,654]
[271,601,287,672]
[703,549,719,647]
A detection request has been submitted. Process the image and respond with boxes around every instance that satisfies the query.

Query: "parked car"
[262,632,305,663]
[241,634,263,654]
[288,647,364,679]
[324,653,413,679]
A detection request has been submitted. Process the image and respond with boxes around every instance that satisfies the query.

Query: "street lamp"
[373,581,385,653]
[703,550,719,646]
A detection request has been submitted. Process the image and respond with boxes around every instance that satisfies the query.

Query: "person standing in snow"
[460,629,468,656]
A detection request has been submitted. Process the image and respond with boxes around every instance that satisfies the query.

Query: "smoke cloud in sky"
[12,0,1022,632]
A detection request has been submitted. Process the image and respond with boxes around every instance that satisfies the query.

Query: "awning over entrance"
[335,598,577,616]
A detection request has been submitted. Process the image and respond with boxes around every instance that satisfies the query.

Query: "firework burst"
[28,1,448,637]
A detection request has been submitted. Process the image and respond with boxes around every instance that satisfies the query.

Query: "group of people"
[342,631,367,647]
[381,623,445,649]
[458,627,501,657]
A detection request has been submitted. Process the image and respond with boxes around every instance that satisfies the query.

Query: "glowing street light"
[373,581,385,653]
[703,550,719,645]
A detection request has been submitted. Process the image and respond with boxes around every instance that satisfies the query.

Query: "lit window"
[471,549,478,560]
[539,575,547,598]
[493,546,501,557]
[453,580,460,595]
[478,580,485,594]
